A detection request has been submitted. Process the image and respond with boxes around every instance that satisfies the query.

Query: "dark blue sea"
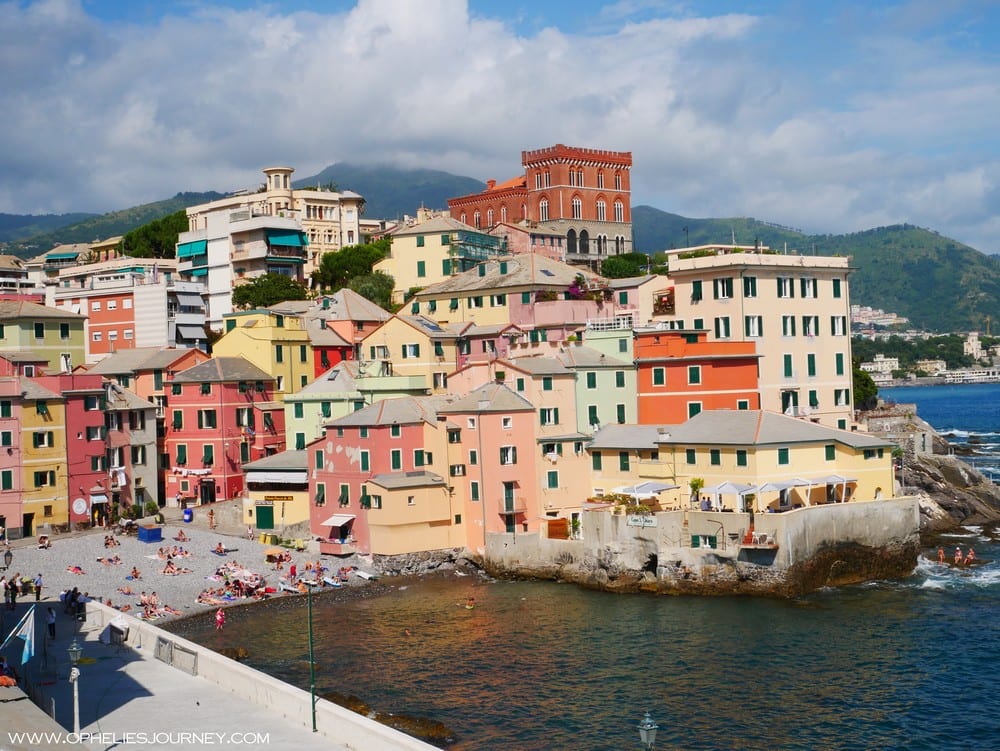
[168,384,1000,751]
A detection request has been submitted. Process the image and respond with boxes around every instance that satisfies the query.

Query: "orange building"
[448,144,633,265]
[634,328,761,424]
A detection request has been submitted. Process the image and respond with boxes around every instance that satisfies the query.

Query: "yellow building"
[214,308,313,396]
[375,215,507,305]
[242,450,311,532]
[20,380,68,531]
[360,314,462,391]
[0,300,87,373]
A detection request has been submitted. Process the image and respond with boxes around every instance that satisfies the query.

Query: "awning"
[176,325,205,339]
[175,292,203,307]
[320,514,356,527]
[614,481,678,499]
[266,229,309,247]
[246,471,307,484]
[702,481,755,495]
[177,239,207,258]
[47,251,80,260]
[189,268,208,277]
[815,474,857,485]
[89,494,108,504]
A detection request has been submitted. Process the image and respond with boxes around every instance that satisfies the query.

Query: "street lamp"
[637,712,658,750]
[67,639,83,734]
[307,585,317,732]
[682,226,689,248]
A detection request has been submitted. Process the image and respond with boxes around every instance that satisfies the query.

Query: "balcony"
[319,539,357,556]
[498,497,527,514]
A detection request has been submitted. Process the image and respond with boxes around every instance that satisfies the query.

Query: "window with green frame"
[391,424,401,438]
[710,449,721,465]
[777,447,790,465]
[172,410,183,429]
[736,449,747,467]
[809,390,819,408]
[201,382,211,395]
[615,371,625,388]
[416,260,426,277]
[360,451,370,471]
[471,481,480,501]
[586,372,597,389]
[391,449,402,470]
[521,292,531,304]
[295,433,306,450]
[202,444,214,465]
[515,377,525,392]
[783,354,793,378]
[416,235,425,247]
[652,368,665,386]
[176,444,187,465]
[294,403,304,419]
[835,352,845,376]
[616,404,626,423]
[691,280,703,301]
[832,278,842,298]
[688,402,701,418]
[592,452,602,470]
[688,365,701,385]
[547,471,558,489]
[685,448,696,464]
[588,405,599,425]
[825,444,835,461]
[542,376,553,391]
[619,451,630,471]
[807,353,816,377]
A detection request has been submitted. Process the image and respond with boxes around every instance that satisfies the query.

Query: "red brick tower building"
[448,144,633,267]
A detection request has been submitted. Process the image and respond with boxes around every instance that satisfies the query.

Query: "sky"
[2,0,999,252]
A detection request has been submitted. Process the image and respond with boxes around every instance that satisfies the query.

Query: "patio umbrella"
[263,547,283,557]
[613,482,679,500]
[701,481,754,496]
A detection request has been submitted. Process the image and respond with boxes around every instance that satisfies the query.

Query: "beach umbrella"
[263,547,283,558]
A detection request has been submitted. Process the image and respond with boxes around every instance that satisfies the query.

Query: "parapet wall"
[85,602,437,751]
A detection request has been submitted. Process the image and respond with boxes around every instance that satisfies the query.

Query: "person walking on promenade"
[46,607,56,640]
[208,509,215,530]
[33,573,42,602]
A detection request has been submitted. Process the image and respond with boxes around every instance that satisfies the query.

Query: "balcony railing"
[499,497,527,514]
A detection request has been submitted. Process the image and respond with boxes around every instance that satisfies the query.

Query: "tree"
[349,272,395,310]
[121,209,189,258]
[312,238,390,291]
[853,366,879,410]
[231,274,308,309]
[600,253,652,279]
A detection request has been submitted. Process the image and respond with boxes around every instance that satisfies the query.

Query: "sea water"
[169,384,1000,750]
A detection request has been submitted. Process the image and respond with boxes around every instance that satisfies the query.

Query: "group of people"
[1,573,41,608]
[155,546,191,559]
[161,558,193,576]
[937,546,977,565]
[103,534,121,549]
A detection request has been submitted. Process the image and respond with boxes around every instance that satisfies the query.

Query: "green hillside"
[633,205,1000,333]
[1,191,224,258]
[0,212,97,243]
[295,163,485,221]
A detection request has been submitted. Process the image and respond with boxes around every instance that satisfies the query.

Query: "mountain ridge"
[1,165,993,332]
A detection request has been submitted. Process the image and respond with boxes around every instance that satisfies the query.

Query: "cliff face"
[903,452,1000,532]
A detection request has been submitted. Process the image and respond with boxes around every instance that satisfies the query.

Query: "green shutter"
[592,452,602,470]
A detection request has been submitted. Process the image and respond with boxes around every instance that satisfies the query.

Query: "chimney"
[487,179,496,190]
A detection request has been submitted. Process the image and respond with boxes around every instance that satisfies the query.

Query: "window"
[416,235,425,248]
[547,471,559,489]
[832,278,842,298]
[809,390,819,408]
[176,444,187,465]
[596,200,606,221]
[293,403,304,419]
[34,470,56,488]
[737,399,750,410]
[91,301,101,312]
[172,383,182,396]
[339,484,350,506]
[615,371,625,388]
[586,372,597,389]
[825,444,836,461]
[471,481,480,501]
[540,408,559,425]
[314,449,324,471]
[202,444,214,465]
[807,354,816,377]
[360,451,370,472]
[0,401,9,418]
[686,449,696,465]
[542,376,553,391]
[32,431,54,448]
[616,404,626,424]
[275,345,283,363]
[614,200,624,222]
[0,431,10,447]
[778,447,790,465]
[688,402,702,418]
[777,277,794,298]
[710,449,721,465]
[201,382,211,395]
[402,343,420,359]
[782,316,796,337]
[450,464,466,477]
[416,260,426,278]
[391,449,402,470]
[571,198,582,219]
[736,449,748,467]
[802,315,819,337]
[539,199,549,222]
[713,278,733,299]
[619,451,630,471]
[92,331,102,343]
[60,323,70,340]
[688,366,701,385]
[315,484,326,506]
[831,316,847,336]
[835,389,850,407]
[745,315,763,337]
[295,433,306,450]
[835,352,845,376]
[469,449,478,465]
[743,276,757,297]
[714,317,731,339]
[500,445,517,465]
[299,345,308,363]
[197,409,217,429]
[652,368,665,386]
[619,338,628,353]
[516,377,525,392]
[414,449,425,466]
[588,405,599,426]
[592,452,602,470]
[800,278,818,298]
[36,401,49,416]
[691,280,703,302]
[84,395,100,410]
[0,471,11,491]
[390,424,401,438]
[783,354,793,378]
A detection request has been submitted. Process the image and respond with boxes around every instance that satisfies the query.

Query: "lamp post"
[637,712,658,750]
[67,639,83,734]
[307,585,316,732]
[682,226,689,248]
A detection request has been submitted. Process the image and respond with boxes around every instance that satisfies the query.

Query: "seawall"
[483,498,921,597]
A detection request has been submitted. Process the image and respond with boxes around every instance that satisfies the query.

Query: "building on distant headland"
[448,144,633,268]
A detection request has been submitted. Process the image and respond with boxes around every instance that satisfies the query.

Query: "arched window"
[615,235,625,253]
[521,203,527,220]
[596,200,606,222]
[614,172,622,191]
[544,170,551,188]
[474,211,481,228]
[597,234,607,254]
[614,200,624,222]
[567,229,578,254]
[572,198,582,219]
[501,206,508,223]
[487,209,494,226]
[579,229,590,254]
[597,171,605,189]
[539,198,549,222]
[460,213,467,224]
[578,169,585,187]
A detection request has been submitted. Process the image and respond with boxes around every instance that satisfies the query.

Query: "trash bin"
[259,532,267,544]
[183,508,193,523]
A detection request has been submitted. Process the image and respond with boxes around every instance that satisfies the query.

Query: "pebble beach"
[3,521,363,624]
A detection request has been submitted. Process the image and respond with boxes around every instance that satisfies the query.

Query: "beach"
[2,519,370,624]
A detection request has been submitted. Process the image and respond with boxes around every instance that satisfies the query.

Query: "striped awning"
[177,239,207,258]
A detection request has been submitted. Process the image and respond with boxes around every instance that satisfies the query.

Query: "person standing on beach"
[215,608,225,631]
[33,573,42,601]
[208,509,216,530]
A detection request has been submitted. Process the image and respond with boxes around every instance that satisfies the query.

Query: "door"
[200,481,216,505]
[255,505,274,530]
[503,482,516,533]
[22,512,34,538]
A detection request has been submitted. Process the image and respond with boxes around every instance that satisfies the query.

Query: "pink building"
[0,378,23,533]
[165,358,285,504]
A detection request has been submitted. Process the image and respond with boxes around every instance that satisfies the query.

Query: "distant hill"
[295,163,485,221]
[0,212,98,243]
[1,191,224,258]
[633,205,1000,333]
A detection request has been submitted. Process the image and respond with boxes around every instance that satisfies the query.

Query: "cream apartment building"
[663,247,854,429]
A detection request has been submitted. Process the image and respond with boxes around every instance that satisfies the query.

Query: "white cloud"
[0,0,998,253]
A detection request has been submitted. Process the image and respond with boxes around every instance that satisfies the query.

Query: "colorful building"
[104,382,160,512]
[634,328,761,423]
[0,300,87,373]
[214,308,316,396]
[242,451,310,533]
[0,379,24,537]
[165,358,285,505]
[448,143,634,265]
